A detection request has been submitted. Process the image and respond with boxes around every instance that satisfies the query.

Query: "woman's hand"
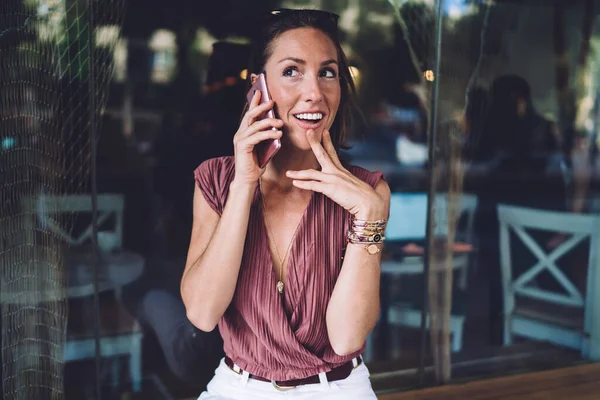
[232,91,284,185]
[286,129,387,220]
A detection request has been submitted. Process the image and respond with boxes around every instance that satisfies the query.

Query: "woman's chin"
[283,141,312,153]
[282,133,317,152]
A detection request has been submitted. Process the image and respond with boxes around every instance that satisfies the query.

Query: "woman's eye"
[321,68,337,78]
[283,67,299,77]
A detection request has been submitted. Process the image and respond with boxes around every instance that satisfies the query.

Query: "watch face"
[367,244,379,255]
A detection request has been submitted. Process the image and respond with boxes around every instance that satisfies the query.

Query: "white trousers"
[198,358,378,400]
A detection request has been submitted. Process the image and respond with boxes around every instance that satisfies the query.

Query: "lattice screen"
[0,0,125,398]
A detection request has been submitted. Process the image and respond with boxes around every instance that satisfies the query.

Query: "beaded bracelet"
[347,217,387,255]
[346,230,385,244]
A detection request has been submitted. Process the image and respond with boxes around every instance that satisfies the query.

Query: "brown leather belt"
[224,356,362,388]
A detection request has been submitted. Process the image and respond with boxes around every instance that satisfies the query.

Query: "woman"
[181,9,390,399]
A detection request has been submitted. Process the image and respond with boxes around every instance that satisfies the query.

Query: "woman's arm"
[180,181,255,332]
[286,129,391,356]
[326,180,390,355]
[181,92,283,332]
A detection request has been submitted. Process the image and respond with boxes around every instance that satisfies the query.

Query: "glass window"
[4,0,600,398]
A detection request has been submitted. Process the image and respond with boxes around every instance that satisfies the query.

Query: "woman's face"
[258,27,341,150]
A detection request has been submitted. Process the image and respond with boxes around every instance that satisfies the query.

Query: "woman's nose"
[303,76,323,103]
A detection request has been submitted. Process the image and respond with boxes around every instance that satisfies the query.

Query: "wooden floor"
[378,363,600,400]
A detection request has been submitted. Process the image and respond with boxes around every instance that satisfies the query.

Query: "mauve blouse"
[194,156,383,380]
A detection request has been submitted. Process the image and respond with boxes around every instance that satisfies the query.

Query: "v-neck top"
[194,156,384,380]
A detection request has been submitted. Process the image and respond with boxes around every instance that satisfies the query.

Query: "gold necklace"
[259,178,295,294]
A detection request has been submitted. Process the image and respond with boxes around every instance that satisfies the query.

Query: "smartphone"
[246,73,281,168]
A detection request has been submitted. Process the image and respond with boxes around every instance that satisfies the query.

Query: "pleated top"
[194,156,383,380]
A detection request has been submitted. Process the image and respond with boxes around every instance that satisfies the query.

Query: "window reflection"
[5,0,600,397]
[96,0,600,394]
[149,29,177,83]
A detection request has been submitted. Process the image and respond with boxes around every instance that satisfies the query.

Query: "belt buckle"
[272,380,296,391]
[229,363,242,375]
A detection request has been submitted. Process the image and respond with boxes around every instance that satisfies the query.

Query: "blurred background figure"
[467,74,569,345]
[153,41,250,257]
[125,41,251,393]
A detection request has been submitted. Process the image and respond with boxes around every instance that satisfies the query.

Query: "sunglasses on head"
[266,8,340,28]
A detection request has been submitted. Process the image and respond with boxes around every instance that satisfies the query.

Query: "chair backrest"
[386,192,478,243]
[497,204,600,334]
[386,193,428,241]
[22,194,125,247]
[588,193,600,214]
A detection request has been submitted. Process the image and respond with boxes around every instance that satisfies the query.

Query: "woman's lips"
[293,115,325,130]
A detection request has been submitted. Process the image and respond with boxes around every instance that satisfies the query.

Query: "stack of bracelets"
[347,217,387,255]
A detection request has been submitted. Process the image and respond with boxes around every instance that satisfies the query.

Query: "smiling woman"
[180,8,391,400]
[245,9,358,152]
[256,26,341,153]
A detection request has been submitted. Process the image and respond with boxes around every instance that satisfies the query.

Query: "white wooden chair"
[381,193,478,289]
[365,193,478,361]
[22,193,143,391]
[23,194,124,249]
[498,204,600,360]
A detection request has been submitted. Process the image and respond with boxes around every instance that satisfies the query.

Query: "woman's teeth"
[295,113,323,121]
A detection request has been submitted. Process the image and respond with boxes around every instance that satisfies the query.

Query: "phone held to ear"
[246,73,281,168]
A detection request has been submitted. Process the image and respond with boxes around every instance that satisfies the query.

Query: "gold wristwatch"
[349,242,382,255]
[367,243,381,255]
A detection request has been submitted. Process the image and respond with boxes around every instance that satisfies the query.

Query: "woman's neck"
[262,146,320,190]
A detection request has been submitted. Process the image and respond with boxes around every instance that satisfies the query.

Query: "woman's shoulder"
[193,155,235,188]
[194,156,235,180]
[193,156,236,215]
[195,155,235,172]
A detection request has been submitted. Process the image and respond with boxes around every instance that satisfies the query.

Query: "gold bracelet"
[347,230,385,244]
[352,218,387,225]
[348,241,384,255]
[348,216,387,245]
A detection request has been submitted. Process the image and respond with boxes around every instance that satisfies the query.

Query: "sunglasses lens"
[267,9,339,27]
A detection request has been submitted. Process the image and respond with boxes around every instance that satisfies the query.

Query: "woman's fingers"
[245,118,283,137]
[241,129,283,149]
[236,93,282,141]
[322,130,344,169]
[250,89,262,107]
[246,98,275,126]
[240,90,262,127]
[286,169,334,183]
[291,179,328,195]
[235,118,283,145]
[306,129,334,170]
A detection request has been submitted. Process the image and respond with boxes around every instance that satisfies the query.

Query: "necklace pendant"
[277,280,284,294]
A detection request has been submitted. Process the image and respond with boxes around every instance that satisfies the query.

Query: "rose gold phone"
[246,73,281,168]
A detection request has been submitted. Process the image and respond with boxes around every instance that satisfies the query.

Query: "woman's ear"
[250,73,259,85]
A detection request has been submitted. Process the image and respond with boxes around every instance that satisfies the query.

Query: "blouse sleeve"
[193,158,224,216]
[367,170,385,189]
[346,164,385,189]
